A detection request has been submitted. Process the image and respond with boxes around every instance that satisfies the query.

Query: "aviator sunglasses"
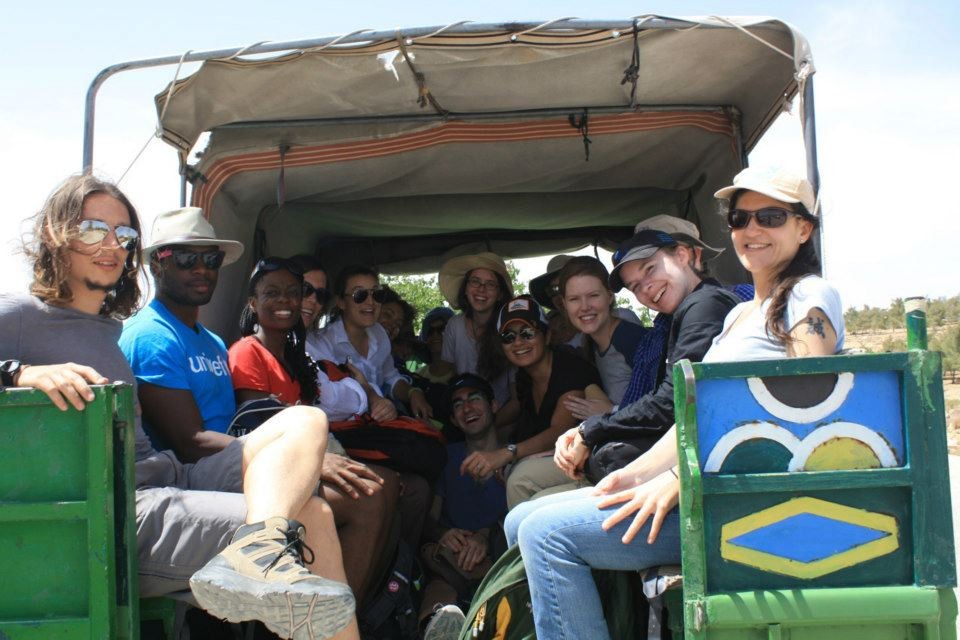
[156,247,226,270]
[351,287,387,304]
[500,326,538,345]
[73,220,139,251]
[726,207,797,230]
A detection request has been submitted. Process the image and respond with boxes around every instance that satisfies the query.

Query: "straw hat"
[143,207,244,265]
[438,252,513,308]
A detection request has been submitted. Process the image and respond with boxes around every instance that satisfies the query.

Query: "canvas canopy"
[143,16,815,337]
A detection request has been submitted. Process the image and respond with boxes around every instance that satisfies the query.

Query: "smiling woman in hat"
[503,167,844,640]
[437,252,514,410]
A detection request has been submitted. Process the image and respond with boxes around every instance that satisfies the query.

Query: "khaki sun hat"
[438,252,513,309]
[635,214,723,261]
[714,167,816,214]
[144,207,245,265]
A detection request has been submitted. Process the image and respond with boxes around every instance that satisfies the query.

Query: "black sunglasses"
[351,287,387,304]
[545,284,562,298]
[156,247,226,270]
[252,257,303,278]
[73,219,139,251]
[726,207,796,230]
[500,326,537,345]
[303,282,330,305]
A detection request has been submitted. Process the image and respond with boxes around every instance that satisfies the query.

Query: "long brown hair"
[729,191,820,346]
[458,268,511,382]
[24,174,143,319]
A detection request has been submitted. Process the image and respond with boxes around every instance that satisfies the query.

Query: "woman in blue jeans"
[505,167,846,639]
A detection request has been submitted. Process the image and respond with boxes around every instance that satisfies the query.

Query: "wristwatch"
[0,360,23,387]
[506,444,518,462]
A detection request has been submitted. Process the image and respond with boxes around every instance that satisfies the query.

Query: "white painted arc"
[747,372,855,423]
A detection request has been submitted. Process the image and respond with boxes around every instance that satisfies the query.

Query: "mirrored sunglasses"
[73,219,139,251]
[156,247,226,270]
[500,326,537,345]
[726,207,795,230]
[352,287,387,304]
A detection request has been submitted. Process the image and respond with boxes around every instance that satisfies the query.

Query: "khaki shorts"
[135,439,247,596]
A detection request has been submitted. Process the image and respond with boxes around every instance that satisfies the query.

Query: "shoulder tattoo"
[805,316,826,339]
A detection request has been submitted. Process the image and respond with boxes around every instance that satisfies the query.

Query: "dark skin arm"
[235,388,271,405]
[137,383,235,462]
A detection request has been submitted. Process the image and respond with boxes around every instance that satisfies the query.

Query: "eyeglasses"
[351,287,387,304]
[545,284,562,298]
[451,391,486,411]
[72,220,139,251]
[303,282,330,305]
[467,277,499,291]
[156,247,226,270]
[500,326,537,345]
[726,207,795,230]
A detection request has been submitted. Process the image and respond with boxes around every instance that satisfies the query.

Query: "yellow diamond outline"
[720,496,899,579]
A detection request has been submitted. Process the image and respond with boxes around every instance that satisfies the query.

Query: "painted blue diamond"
[727,512,890,563]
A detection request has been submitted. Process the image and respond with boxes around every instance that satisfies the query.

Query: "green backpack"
[458,545,643,639]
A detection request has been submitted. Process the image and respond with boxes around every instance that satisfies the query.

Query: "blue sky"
[1,1,957,310]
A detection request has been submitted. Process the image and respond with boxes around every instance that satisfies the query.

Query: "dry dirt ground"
[846,327,960,453]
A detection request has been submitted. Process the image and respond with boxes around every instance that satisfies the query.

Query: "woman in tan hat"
[437,252,514,409]
[503,167,844,640]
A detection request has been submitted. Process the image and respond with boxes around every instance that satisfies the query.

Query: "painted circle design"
[747,372,854,423]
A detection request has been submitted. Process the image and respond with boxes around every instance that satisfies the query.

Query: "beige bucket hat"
[635,214,723,261]
[438,252,513,309]
[143,207,245,265]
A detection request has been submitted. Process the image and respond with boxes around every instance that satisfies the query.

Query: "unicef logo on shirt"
[189,353,230,377]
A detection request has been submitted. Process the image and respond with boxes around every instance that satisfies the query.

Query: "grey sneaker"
[190,517,355,640]
[423,604,466,640]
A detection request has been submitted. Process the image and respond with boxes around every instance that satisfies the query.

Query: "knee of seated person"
[279,405,328,440]
[302,495,336,525]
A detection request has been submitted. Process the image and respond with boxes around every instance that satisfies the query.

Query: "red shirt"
[228,336,302,405]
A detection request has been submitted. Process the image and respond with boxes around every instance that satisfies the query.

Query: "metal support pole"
[801,77,823,275]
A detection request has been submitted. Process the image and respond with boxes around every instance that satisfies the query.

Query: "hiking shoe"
[423,604,466,640]
[190,517,355,640]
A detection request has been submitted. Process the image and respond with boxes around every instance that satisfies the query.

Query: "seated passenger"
[310,265,432,420]
[416,306,456,385]
[458,296,600,508]
[530,253,641,349]
[4,177,357,639]
[506,166,843,640]
[229,256,318,405]
[437,253,514,411]
[378,285,427,373]
[553,217,738,486]
[419,373,509,637]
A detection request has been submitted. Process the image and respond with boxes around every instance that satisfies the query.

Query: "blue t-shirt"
[119,299,235,444]
[437,442,508,532]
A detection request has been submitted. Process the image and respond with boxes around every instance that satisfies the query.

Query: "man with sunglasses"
[119,207,244,461]
[2,178,358,639]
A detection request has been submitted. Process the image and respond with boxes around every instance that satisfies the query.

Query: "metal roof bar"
[81,17,790,171]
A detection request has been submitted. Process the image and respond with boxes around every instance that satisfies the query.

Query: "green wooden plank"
[112,384,139,639]
[704,586,943,627]
[0,501,87,521]
[691,352,911,381]
[910,350,957,587]
[702,467,914,495]
[0,618,91,639]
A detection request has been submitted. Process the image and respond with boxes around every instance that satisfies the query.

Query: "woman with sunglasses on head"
[506,167,843,640]
[228,257,318,406]
[462,296,601,506]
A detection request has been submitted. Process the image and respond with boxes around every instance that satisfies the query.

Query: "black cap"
[607,230,677,292]
[447,373,494,404]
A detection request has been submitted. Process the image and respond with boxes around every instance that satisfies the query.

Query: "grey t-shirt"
[0,293,158,464]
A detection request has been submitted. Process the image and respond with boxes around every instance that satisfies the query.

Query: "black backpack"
[358,540,424,639]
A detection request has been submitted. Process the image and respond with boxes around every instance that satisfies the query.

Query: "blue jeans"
[505,487,681,640]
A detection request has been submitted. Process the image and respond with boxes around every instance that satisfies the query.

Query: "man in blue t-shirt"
[119,207,243,461]
[419,373,507,637]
